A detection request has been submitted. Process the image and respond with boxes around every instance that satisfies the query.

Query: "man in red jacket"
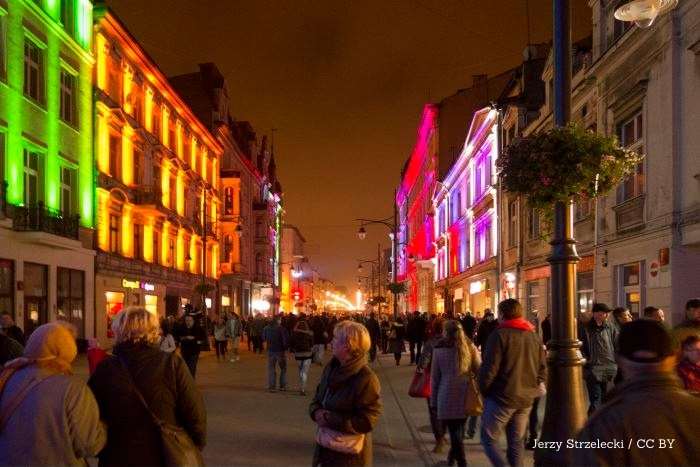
[478,299,546,467]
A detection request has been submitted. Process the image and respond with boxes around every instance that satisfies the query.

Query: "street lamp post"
[535,1,587,465]
[356,215,398,319]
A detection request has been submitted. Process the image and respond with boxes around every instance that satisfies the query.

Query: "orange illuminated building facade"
[92,7,223,343]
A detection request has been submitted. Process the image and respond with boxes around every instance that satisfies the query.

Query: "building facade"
[93,7,223,343]
[588,0,700,323]
[0,0,95,338]
[280,223,305,313]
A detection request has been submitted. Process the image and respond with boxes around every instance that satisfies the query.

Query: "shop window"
[526,279,546,320]
[23,262,47,336]
[144,294,157,315]
[57,268,84,338]
[105,291,124,338]
[0,259,14,321]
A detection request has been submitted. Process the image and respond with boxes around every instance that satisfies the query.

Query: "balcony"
[132,185,163,206]
[12,202,80,240]
[614,194,645,233]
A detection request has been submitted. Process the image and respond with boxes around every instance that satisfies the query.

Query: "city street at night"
[1,0,700,466]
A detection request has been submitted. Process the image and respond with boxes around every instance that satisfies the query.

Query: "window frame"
[23,37,44,104]
[59,67,78,126]
[59,165,76,217]
[23,148,41,206]
[108,213,120,253]
[616,110,645,203]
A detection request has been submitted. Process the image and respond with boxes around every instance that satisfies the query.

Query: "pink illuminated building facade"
[434,108,500,317]
[396,105,439,314]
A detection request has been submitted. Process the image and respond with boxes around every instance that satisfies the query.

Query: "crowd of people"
[0,296,698,466]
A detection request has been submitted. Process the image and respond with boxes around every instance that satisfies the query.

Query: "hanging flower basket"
[497,124,643,216]
[387,282,407,295]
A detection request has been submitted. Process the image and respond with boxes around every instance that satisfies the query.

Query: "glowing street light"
[614,0,677,28]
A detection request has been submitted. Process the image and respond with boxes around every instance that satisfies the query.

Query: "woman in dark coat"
[310,320,382,467]
[387,317,407,366]
[89,307,206,467]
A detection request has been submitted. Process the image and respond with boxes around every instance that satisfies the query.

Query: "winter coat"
[291,329,314,360]
[178,324,207,358]
[309,357,382,466]
[430,340,481,420]
[580,319,618,380]
[478,320,546,409]
[0,333,23,365]
[365,318,381,345]
[406,316,426,342]
[213,324,227,341]
[226,317,242,339]
[417,336,441,370]
[460,315,478,340]
[574,372,700,467]
[0,366,106,466]
[387,323,406,354]
[88,342,206,467]
[263,323,289,353]
[475,318,498,349]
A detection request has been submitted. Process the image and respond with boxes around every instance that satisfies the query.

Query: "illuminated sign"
[221,295,231,306]
[469,280,486,295]
[122,279,139,289]
[141,282,155,291]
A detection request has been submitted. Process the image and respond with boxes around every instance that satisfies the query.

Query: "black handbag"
[118,356,204,467]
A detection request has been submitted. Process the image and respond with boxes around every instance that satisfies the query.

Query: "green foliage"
[497,124,643,216]
[387,282,407,295]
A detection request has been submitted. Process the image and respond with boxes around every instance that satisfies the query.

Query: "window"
[528,207,540,240]
[133,224,143,260]
[507,200,518,248]
[1,14,7,78]
[169,121,176,151]
[60,166,75,216]
[152,105,161,139]
[182,132,191,162]
[133,147,143,185]
[577,271,594,315]
[23,149,40,206]
[450,190,461,224]
[224,235,233,263]
[24,39,43,102]
[57,268,85,338]
[623,262,640,286]
[168,238,175,266]
[60,70,76,125]
[459,227,469,272]
[152,230,160,265]
[526,279,550,321]
[611,0,633,44]
[109,134,121,179]
[60,0,74,35]
[169,175,176,211]
[617,111,644,202]
[107,55,121,103]
[475,217,491,263]
[0,259,14,322]
[575,197,592,221]
[109,214,120,253]
[224,187,234,215]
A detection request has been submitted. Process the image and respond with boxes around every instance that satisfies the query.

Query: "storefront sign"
[453,288,463,300]
[141,282,155,291]
[122,279,139,289]
[221,295,231,306]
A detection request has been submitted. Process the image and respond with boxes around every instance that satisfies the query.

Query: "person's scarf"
[3,322,77,375]
[327,354,367,389]
[498,317,535,332]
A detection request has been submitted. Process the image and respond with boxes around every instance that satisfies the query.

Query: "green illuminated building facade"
[0,0,95,338]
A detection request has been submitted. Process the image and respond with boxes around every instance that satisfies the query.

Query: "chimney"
[472,74,488,87]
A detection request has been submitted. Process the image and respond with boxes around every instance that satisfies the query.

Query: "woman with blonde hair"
[430,320,481,467]
[310,320,382,466]
[88,307,206,466]
[0,322,106,465]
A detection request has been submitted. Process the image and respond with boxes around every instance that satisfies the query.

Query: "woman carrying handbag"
[430,320,481,467]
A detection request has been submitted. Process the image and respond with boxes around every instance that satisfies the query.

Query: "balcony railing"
[12,202,80,240]
[133,185,163,206]
[614,194,645,232]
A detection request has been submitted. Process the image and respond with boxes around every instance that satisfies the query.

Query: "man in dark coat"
[1,313,25,346]
[406,311,426,364]
[574,320,700,467]
[478,299,546,467]
[460,312,478,341]
[365,313,381,362]
[178,315,207,377]
[263,315,289,392]
[580,303,618,415]
[0,332,23,365]
[475,310,498,349]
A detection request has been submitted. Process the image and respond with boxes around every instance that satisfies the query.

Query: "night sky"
[107,0,591,291]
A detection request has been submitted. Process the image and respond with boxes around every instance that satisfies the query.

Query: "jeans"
[183,353,199,378]
[480,397,531,467]
[252,336,263,353]
[297,358,311,391]
[312,344,324,364]
[467,415,478,437]
[230,337,240,357]
[409,340,422,364]
[427,400,446,442]
[214,340,227,359]
[585,370,614,415]
[268,352,287,390]
[446,419,467,467]
[528,397,541,440]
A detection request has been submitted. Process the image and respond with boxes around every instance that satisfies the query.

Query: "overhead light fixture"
[614,0,678,28]
[357,226,367,240]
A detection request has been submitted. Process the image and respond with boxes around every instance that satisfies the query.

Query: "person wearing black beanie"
[574,320,700,467]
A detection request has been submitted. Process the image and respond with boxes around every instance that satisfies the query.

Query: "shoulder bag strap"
[0,371,53,432]
[117,356,165,428]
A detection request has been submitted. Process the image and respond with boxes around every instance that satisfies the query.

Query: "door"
[23,262,47,337]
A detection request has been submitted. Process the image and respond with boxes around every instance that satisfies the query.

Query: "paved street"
[187,342,533,467]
